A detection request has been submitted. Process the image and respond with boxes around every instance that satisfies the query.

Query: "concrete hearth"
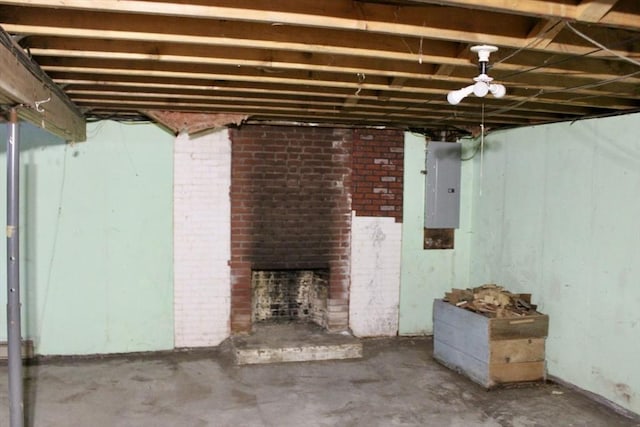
[230,322,362,365]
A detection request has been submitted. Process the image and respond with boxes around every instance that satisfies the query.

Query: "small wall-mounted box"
[433,299,548,388]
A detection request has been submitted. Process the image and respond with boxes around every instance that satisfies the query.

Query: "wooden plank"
[489,361,545,383]
[490,338,545,364]
[601,9,640,30]
[434,300,547,388]
[342,96,359,108]
[56,78,599,116]
[575,0,619,22]
[389,77,407,89]
[24,34,640,84]
[422,0,637,30]
[2,2,637,59]
[433,299,490,364]
[1,24,436,65]
[489,315,549,340]
[27,47,441,83]
[409,0,580,19]
[433,317,490,363]
[434,300,489,340]
[53,78,603,117]
[31,48,640,104]
[0,31,85,141]
[411,0,633,28]
[433,43,469,77]
[434,339,491,388]
[525,19,565,50]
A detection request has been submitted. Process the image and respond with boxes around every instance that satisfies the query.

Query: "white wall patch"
[349,213,402,336]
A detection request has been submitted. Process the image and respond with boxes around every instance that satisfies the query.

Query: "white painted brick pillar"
[349,213,402,336]
[174,129,231,347]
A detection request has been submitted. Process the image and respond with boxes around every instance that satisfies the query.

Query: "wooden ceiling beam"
[0,29,85,141]
[68,89,583,123]
[43,64,638,114]
[576,0,619,22]
[526,19,566,50]
[84,102,592,130]
[601,6,640,30]
[36,55,640,104]
[434,44,469,77]
[74,97,547,127]
[1,0,631,31]
[27,47,440,82]
[412,0,632,27]
[3,23,458,64]
[24,36,640,83]
[59,79,603,116]
[2,0,637,132]
[1,4,637,58]
[40,63,457,96]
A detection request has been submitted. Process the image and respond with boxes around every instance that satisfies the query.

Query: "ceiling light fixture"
[447,45,506,105]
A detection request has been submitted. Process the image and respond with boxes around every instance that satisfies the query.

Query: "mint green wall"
[467,113,640,413]
[0,120,174,355]
[398,133,472,335]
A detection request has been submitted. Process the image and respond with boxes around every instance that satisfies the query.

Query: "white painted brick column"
[349,213,402,336]
[174,129,231,347]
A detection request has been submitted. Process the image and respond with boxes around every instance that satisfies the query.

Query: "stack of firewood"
[443,284,540,318]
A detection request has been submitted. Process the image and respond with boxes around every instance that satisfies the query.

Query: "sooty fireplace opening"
[252,269,329,327]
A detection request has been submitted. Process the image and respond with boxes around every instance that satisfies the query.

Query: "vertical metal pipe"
[7,107,24,427]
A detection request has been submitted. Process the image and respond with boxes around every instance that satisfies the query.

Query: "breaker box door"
[425,141,461,229]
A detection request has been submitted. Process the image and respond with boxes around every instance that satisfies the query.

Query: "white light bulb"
[447,90,463,105]
[489,83,506,98]
[473,81,489,98]
[447,85,475,105]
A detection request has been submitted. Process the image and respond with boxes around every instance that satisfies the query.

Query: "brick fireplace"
[229,126,352,333]
[228,125,404,335]
[252,269,329,325]
[173,126,403,346]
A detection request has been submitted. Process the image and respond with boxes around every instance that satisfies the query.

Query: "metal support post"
[7,107,24,427]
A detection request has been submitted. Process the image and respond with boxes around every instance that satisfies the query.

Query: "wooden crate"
[433,299,548,388]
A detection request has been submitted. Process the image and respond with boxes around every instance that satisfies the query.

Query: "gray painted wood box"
[433,299,548,388]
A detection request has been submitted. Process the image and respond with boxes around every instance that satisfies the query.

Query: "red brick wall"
[352,128,404,222]
[228,125,404,333]
[229,125,353,333]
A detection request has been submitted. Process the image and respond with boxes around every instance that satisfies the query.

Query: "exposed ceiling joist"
[1,3,637,59]
[38,59,640,105]
[411,0,631,27]
[576,0,620,22]
[23,37,640,83]
[0,0,629,30]
[0,0,638,133]
[525,19,566,50]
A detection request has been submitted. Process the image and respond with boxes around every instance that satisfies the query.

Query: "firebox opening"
[252,269,329,328]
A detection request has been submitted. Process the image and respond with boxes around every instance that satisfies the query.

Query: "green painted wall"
[0,120,174,355]
[398,132,473,335]
[467,113,640,413]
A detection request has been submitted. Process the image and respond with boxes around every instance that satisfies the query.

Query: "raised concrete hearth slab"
[230,322,362,365]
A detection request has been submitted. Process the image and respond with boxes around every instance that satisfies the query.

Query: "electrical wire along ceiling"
[1,0,639,135]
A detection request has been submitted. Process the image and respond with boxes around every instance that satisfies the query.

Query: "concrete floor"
[0,337,638,427]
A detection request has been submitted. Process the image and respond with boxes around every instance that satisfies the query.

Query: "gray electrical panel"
[425,141,461,229]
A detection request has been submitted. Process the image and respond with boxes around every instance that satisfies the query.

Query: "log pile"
[443,284,540,318]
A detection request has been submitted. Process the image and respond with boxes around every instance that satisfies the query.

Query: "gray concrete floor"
[1,337,638,427]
